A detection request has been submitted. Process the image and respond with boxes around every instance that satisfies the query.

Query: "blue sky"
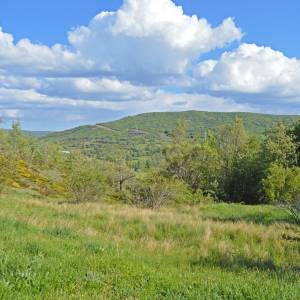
[1,0,299,56]
[0,0,299,130]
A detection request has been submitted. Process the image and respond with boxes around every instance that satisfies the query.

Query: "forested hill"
[101,111,300,134]
[44,111,299,164]
[46,111,299,137]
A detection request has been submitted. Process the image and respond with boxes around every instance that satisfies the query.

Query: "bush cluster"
[1,118,300,207]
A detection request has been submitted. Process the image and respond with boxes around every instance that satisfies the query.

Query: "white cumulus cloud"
[0,0,299,129]
[68,0,242,81]
[0,28,92,77]
[40,77,154,101]
[196,43,300,98]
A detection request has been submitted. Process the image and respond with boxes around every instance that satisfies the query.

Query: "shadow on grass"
[42,227,77,239]
[57,199,100,205]
[202,214,296,226]
[191,255,300,275]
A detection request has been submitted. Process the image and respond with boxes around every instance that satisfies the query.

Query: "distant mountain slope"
[3,129,52,138]
[23,131,52,138]
[44,111,299,165]
[99,111,300,134]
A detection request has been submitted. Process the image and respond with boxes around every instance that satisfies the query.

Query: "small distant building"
[61,150,71,154]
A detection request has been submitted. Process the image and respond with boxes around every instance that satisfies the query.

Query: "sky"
[0,0,299,130]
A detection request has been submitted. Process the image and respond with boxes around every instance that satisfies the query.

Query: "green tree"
[0,153,17,193]
[288,120,300,165]
[7,122,29,159]
[263,123,297,168]
[163,122,220,195]
[0,122,18,192]
[108,151,135,192]
[64,154,107,202]
[216,118,263,203]
[262,163,287,203]
[262,164,300,203]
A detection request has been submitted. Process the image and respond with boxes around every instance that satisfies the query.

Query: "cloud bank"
[0,0,299,129]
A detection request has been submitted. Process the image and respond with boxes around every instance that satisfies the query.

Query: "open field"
[0,189,299,299]
[1,1,300,299]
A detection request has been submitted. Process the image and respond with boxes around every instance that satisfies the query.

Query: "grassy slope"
[0,189,299,299]
[44,111,300,163]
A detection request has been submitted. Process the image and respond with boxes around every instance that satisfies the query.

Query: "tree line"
[163,118,300,205]
[1,118,300,208]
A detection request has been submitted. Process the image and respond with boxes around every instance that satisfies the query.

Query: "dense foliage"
[1,116,300,207]
[162,118,300,205]
[44,111,299,167]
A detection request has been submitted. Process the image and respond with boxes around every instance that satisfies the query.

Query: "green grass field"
[0,189,299,299]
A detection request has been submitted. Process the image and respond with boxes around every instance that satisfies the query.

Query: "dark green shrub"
[129,172,173,208]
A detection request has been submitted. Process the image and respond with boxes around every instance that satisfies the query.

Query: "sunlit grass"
[0,189,299,299]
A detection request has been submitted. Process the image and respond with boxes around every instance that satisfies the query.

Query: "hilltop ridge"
[44,111,300,165]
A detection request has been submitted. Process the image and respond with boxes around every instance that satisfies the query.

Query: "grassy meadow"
[0,189,299,299]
